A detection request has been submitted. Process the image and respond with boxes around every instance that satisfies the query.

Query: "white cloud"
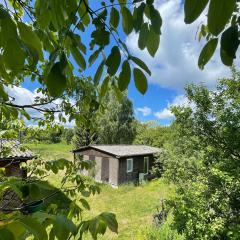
[154,108,174,120]
[136,106,152,116]
[5,86,75,128]
[154,94,190,120]
[126,0,231,92]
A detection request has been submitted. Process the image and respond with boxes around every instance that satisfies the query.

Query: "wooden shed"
[0,139,35,211]
[0,139,34,178]
[73,145,160,186]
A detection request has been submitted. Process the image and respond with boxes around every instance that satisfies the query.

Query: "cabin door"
[101,157,109,182]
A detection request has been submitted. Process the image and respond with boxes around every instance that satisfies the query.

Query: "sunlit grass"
[26,143,175,239]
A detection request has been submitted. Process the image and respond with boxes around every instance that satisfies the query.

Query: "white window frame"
[126,158,133,173]
[144,157,149,174]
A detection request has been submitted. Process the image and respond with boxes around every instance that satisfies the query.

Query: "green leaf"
[91,29,110,47]
[184,0,209,24]
[20,109,31,120]
[71,46,86,70]
[133,68,148,94]
[0,84,8,101]
[130,56,151,75]
[149,5,162,34]
[133,3,145,32]
[78,1,90,26]
[146,27,160,57]
[6,222,26,239]
[80,198,90,210]
[198,38,218,70]
[30,183,41,198]
[89,49,101,67]
[19,217,48,240]
[118,60,131,91]
[94,60,105,85]
[208,0,236,36]
[110,7,119,29]
[0,56,10,81]
[220,48,233,66]
[100,75,110,98]
[106,46,121,76]
[18,22,43,61]
[46,62,67,97]
[220,26,239,59]
[0,7,17,42]
[99,212,118,234]
[121,6,133,35]
[52,216,77,240]
[0,228,14,240]
[138,23,149,50]
[3,38,25,71]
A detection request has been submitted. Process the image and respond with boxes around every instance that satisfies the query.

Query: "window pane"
[144,157,149,174]
[127,159,133,172]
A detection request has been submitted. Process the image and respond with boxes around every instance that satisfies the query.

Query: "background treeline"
[20,90,172,148]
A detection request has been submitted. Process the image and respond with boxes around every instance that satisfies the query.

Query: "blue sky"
[9,0,232,126]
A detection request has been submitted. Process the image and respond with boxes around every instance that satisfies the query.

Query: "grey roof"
[74,145,161,158]
[0,139,34,160]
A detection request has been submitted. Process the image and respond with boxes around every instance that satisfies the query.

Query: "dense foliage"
[162,69,240,239]
[97,90,136,144]
[73,89,136,147]
[134,121,171,148]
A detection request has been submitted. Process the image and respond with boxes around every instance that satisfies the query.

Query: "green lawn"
[26,143,174,239]
[25,142,74,160]
[85,180,174,239]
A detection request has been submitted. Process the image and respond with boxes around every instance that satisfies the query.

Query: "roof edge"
[72,145,160,158]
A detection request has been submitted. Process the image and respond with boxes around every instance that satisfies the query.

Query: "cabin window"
[144,157,149,174]
[127,158,133,173]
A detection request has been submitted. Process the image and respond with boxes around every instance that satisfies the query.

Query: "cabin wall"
[118,154,155,184]
[75,150,119,186]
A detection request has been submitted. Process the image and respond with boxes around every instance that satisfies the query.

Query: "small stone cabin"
[73,145,160,186]
[0,139,34,178]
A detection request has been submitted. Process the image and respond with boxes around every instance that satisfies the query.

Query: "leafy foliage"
[74,88,136,147]
[97,89,136,144]
[134,121,171,148]
[184,0,240,68]
[162,69,240,239]
[0,0,162,126]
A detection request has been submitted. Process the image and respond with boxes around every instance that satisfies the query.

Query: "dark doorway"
[101,157,109,182]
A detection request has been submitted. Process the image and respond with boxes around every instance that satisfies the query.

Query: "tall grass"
[137,213,185,240]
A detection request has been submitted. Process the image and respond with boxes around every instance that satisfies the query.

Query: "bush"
[137,214,185,240]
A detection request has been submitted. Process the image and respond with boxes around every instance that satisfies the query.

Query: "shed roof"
[0,139,34,161]
[73,145,161,158]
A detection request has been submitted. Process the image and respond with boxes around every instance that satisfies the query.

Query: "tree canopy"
[0,0,161,127]
[184,0,240,69]
[162,69,240,239]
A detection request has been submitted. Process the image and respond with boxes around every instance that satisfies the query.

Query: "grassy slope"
[27,143,174,239]
[85,180,174,240]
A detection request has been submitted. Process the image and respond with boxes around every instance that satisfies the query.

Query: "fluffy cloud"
[136,106,152,116]
[5,86,75,127]
[126,0,231,92]
[154,94,190,120]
